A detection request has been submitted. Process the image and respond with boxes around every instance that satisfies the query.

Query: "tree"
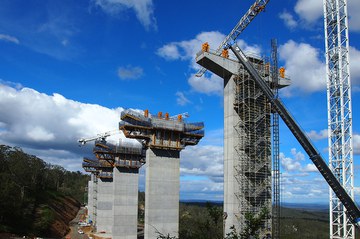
[225,207,270,239]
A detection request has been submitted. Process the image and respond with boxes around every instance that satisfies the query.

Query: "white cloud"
[27,126,55,141]
[294,0,323,24]
[354,187,360,197]
[307,129,328,141]
[294,0,360,33]
[91,0,157,31]
[354,134,360,155]
[279,40,326,94]
[175,91,191,106]
[157,31,226,65]
[0,83,126,171]
[348,0,360,32]
[291,148,305,161]
[0,34,19,44]
[180,178,223,201]
[281,152,301,172]
[350,46,360,85]
[280,148,314,172]
[180,145,223,183]
[157,31,261,95]
[279,11,298,29]
[303,163,318,172]
[188,74,223,96]
[117,65,144,80]
[156,44,182,61]
[0,82,224,200]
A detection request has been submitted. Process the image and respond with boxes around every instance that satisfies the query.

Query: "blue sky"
[0,0,360,204]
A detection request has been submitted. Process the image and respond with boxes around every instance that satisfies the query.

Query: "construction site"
[79,0,360,239]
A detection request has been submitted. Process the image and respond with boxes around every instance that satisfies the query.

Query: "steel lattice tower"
[271,39,280,239]
[323,0,354,238]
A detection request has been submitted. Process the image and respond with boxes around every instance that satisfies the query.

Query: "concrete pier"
[119,109,204,239]
[223,74,241,234]
[87,175,94,223]
[144,149,180,238]
[113,167,139,239]
[96,176,114,234]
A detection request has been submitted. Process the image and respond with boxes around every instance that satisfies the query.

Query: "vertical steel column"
[271,39,280,239]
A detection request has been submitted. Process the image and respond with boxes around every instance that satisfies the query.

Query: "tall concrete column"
[96,176,113,234]
[144,149,180,239]
[87,176,94,223]
[223,75,241,234]
[113,167,139,239]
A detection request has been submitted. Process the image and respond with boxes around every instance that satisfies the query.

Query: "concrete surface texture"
[112,167,139,239]
[144,148,180,239]
[87,176,94,223]
[96,176,114,234]
[223,74,242,235]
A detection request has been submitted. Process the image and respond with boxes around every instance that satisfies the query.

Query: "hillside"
[0,145,89,238]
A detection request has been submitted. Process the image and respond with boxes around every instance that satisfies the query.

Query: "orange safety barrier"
[202,42,209,52]
[279,67,285,78]
[222,49,229,58]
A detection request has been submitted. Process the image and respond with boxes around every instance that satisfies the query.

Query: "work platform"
[196,50,290,88]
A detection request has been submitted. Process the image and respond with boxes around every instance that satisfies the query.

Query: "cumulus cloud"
[181,178,223,201]
[279,40,326,94]
[279,10,298,29]
[188,74,223,96]
[307,129,328,141]
[0,83,125,171]
[117,65,144,80]
[350,46,360,85]
[280,148,316,173]
[0,34,20,44]
[348,0,360,32]
[157,31,261,95]
[303,163,318,172]
[281,151,301,172]
[91,0,157,31]
[278,41,360,96]
[0,82,224,200]
[180,145,223,183]
[175,91,191,106]
[354,134,360,155]
[294,0,360,33]
[294,0,323,24]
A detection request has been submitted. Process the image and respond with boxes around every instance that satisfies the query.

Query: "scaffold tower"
[324,0,354,238]
[233,55,272,238]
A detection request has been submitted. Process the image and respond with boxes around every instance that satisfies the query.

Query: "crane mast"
[324,0,354,238]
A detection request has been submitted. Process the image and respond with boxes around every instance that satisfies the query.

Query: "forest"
[0,145,89,237]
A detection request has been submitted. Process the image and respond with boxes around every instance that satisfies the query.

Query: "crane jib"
[195,0,270,77]
[229,45,360,226]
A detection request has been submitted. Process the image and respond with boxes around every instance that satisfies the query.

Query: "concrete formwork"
[112,167,139,239]
[144,149,180,239]
[96,176,114,234]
